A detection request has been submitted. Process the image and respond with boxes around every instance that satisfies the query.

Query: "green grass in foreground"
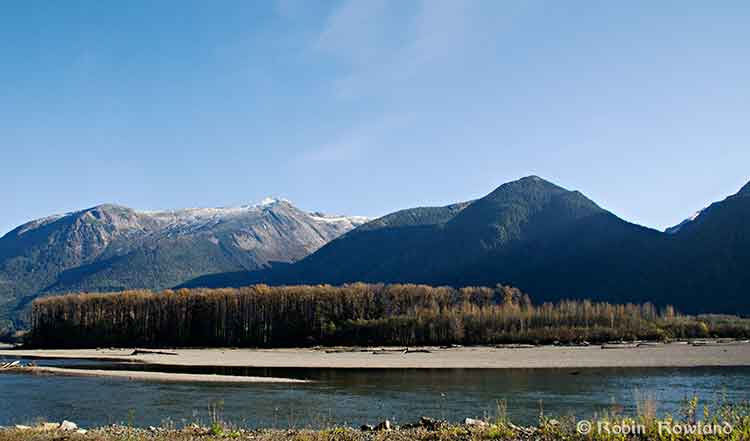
[2,398,750,441]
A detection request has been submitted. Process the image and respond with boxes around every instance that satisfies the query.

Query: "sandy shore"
[7,366,308,383]
[2,343,750,369]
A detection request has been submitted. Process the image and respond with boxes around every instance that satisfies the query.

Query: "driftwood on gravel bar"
[130,350,178,356]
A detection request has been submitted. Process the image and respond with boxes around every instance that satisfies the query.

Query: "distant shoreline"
[2,343,750,370]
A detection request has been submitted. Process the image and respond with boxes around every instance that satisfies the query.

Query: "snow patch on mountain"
[140,198,290,226]
[9,198,367,241]
[310,214,369,226]
[15,214,70,235]
[665,209,704,234]
[257,197,290,207]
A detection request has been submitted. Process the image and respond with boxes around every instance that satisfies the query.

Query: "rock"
[419,416,445,430]
[464,418,488,427]
[399,416,447,431]
[508,422,537,436]
[40,422,60,431]
[374,420,392,431]
[360,424,374,432]
[60,420,78,431]
[14,425,31,431]
[76,429,88,434]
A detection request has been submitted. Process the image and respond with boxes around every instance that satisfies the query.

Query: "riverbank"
[0,425,580,441]
[0,423,567,441]
[2,410,749,441]
[4,365,308,383]
[2,343,750,369]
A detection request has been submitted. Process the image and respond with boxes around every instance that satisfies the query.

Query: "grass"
[2,397,750,440]
[0,421,746,440]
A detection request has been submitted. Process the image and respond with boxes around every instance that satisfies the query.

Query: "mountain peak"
[517,175,564,187]
[84,203,138,216]
[255,197,291,208]
[487,175,568,199]
[515,175,555,186]
[520,175,544,182]
[91,203,129,210]
[445,175,603,245]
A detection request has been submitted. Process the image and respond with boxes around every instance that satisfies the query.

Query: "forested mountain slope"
[186,177,750,315]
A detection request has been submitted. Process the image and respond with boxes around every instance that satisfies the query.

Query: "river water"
[1,358,749,428]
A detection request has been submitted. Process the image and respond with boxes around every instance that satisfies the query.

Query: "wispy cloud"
[315,0,393,65]
[301,1,520,163]
[314,0,481,99]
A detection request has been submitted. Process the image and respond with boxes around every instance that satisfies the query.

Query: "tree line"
[29,283,750,348]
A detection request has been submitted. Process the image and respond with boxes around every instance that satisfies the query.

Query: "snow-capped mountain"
[139,198,367,238]
[0,199,367,330]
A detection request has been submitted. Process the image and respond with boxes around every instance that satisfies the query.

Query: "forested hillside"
[185,176,750,315]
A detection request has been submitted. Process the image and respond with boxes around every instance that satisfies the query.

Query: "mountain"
[282,176,627,285]
[657,182,750,312]
[186,177,750,315]
[5,176,750,335]
[186,177,665,297]
[666,181,750,234]
[0,199,366,332]
[665,210,704,234]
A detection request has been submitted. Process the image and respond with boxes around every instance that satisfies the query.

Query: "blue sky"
[1,1,749,235]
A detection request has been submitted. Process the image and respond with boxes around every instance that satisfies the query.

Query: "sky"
[1,1,749,236]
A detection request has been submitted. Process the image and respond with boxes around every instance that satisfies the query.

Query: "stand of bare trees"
[29,284,747,348]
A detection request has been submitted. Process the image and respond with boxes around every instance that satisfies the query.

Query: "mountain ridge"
[665,180,750,234]
[4,176,750,337]
[183,176,750,315]
[0,199,367,332]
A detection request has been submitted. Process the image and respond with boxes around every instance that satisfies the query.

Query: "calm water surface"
[1,357,749,428]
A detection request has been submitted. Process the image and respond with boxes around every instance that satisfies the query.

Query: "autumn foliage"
[29,283,746,348]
